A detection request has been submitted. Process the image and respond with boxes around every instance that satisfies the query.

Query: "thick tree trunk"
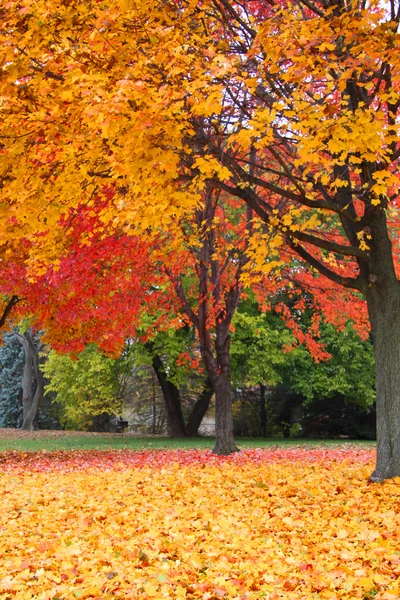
[21,339,36,430]
[363,204,400,480]
[367,283,400,480]
[151,353,188,438]
[186,377,214,436]
[16,330,45,431]
[212,370,238,454]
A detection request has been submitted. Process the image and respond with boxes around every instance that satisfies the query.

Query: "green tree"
[132,328,214,437]
[0,332,24,428]
[230,305,295,437]
[43,345,128,430]
[279,323,375,409]
[230,300,375,438]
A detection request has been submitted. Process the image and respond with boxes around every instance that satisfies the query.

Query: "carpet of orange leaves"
[0,446,399,599]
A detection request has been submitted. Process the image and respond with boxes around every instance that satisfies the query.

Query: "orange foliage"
[0,447,399,599]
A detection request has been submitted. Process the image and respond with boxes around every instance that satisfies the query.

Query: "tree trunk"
[0,296,19,330]
[151,353,188,438]
[209,323,238,455]
[21,337,35,430]
[152,372,157,435]
[259,384,267,437]
[367,283,400,480]
[16,330,45,431]
[186,377,213,436]
[212,371,238,454]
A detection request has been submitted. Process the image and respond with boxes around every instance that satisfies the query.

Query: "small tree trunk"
[151,353,188,438]
[259,384,267,437]
[186,377,213,436]
[206,323,238,455]
[152,373,157,435]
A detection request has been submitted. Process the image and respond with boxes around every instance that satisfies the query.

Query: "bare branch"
[290,229,366,258]
[288,240,363,291]
[298,0,325,16]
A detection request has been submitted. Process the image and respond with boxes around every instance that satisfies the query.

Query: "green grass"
[0,434,376,453]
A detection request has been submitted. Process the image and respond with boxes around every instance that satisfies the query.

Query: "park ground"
[0,432,399,599]
[0,428,375,452]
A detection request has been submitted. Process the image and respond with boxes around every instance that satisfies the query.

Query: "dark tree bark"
[151,353,188,438]
[186,376,213,436]
[210,323,237,454]
[0,296,20,330]
[259,384,267,438]
[365,210,400,480]
[151,372,157,435]
[15,330,45,431]
[367,287,400,480]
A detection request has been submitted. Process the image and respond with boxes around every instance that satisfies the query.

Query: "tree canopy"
[2,0,400,477]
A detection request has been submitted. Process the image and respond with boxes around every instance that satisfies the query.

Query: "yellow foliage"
[0,447,398,599]
[1,0,400,279]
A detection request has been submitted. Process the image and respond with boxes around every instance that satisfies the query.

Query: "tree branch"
[0,295,20,329]
[216,148,354,219]
[164,267,199,329]
[288,240,363,291]
[290,229,366,258]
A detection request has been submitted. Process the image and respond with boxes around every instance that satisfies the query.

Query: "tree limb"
[0,295,20,330]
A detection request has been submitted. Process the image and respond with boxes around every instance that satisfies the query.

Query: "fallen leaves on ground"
[0,446,399,600]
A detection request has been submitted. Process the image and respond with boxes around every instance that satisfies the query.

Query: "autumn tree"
[26,202,213,438]
[2,0,400,476]
[185,0,400,480]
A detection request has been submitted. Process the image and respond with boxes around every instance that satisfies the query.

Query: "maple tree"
[189,0,400,480]
[1,0,399,476]
[19,202,217,438]
[160,186,255,453]
[152,184,368,452]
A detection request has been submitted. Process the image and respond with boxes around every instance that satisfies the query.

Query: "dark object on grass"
[115,418,129,434]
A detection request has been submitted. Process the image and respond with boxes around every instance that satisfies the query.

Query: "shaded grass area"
[0,432,375,452]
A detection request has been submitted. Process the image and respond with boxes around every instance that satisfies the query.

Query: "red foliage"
[0,446,374,473]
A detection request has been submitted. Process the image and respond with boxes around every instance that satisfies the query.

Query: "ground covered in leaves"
[0,446,399,599]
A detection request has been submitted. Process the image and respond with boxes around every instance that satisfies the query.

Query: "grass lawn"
[0,429,375,452]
